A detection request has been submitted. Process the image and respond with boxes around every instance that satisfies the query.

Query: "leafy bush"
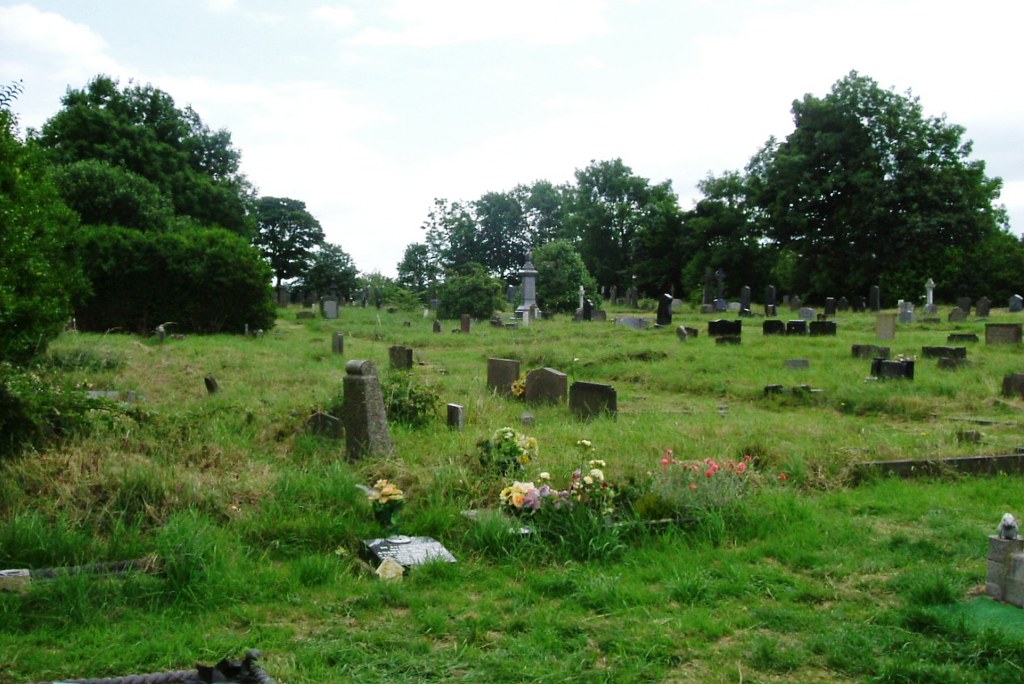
[382,371,440,428]
[533,240,598,314]
[74,224,276,334]
[436,263,504,320]
[0,364,104,457]
[0,108,84,365]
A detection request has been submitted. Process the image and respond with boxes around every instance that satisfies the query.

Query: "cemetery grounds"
[2,305,1024,683]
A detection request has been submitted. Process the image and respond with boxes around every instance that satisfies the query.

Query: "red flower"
[778,472,790,481]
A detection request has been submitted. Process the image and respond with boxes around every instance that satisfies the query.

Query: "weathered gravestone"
[487,358,521,396]
[332,332,344,355]
[740,286,752,313]
[447,403,466,431]
[986,323,1023,345]
[852,344,890,359]
[763,320,785,335]
[432,320,442,333]
[362,535,457,568]
[764,285,777,316]
[524,367,568,405]
[798,307,816,321]
[656,294,673,326]
[824,297,837,316]
[615,316,649,329]
[569,382,617,420]
[924,278,938,314]
[389,345,413,370]
[957,297,973,316]
[1001,373,1024,398]
[785,359,810,369]
[708,319,742,337]
[671,298,685,312]
[876,313,897,340]
[937,357,969,370]
[460,314,471,334]
[342,360,396,459]
[898,301,914,324]
[676,325,698,340]
[837,296,850,312]
[948,333,979,343]
[871,358,914,380]
[922,346,967,359]
[786,320,807,335]
[322,299,339,320]
[809,320,837,336]
[789,295,802,312]
[869,285,881,312]
[1011,294,1024,313]
[976,297,992,318]
[948,307,967,322]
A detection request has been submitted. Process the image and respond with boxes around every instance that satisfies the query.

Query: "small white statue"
[999,513,1019,540]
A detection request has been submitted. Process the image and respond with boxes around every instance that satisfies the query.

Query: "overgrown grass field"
[3,305,1024,682]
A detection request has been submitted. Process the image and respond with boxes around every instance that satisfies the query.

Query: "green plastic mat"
[935,597,1024,639]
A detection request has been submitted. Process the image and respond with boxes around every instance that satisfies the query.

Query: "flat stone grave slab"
[986,323,1022,345]
[948,333,979,343]
[851,454,1024,482]
[922,346,967,359]
[785,359,810,369]
[362,535,457,568]
[615,317,649,330]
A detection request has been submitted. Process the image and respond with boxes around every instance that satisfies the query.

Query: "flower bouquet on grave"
[367,479,404,534]
[478,427,538,475]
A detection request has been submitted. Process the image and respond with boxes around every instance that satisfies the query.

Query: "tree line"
[401,71,1023,308]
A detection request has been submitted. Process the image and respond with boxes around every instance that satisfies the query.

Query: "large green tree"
[0,86,84,364]
[748,71,1009,301]
[300,242,359,299]
[35,75,255,235]
[253,196,325,287]
[533,240,597,314]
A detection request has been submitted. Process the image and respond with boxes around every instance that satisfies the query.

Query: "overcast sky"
[3,0,1023,277]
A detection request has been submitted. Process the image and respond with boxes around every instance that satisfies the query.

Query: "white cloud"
[349,0,610,47]
[310,5,358,30]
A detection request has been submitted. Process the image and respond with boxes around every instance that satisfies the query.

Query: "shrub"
[436,263,504,320]
[382,371,440,428]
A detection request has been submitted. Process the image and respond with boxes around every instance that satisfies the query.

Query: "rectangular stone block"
[569,381,617,420]
[987,323,1023,345]
[487,358,521,397]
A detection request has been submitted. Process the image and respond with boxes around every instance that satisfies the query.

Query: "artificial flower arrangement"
[366,478,404,532]
[478,426,539,475]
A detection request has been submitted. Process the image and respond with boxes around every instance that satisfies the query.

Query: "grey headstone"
[524,367,568,405]
[947,333,979,343]
[798,307,816,321]
[460,314,471,333]
[362,535,456,567]
[898,310,915,324]
[986,323,1023,345]
[824,297,837,316]
[871,358,914,380]
[487,358,521,396]
[432,320,442,333]
[976,297,992,318]
[1010,295,1023,313]
[389,345,413,370]
[615,317,649,330]
[342,360,396,460]
[837,297,850,312]
[876,313,897,340]
[332,332,344,355]
[957,297,972,316]
[948,307,967,322]
[446,403,466,431]
[740,286,752,312]
[789,295,802,312]
[1002,373,1024,398]
[785,359,810,369]
[569,381,617,420]
[323,299,339,320]
[671,298,685,312]
[204,375,219,394]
